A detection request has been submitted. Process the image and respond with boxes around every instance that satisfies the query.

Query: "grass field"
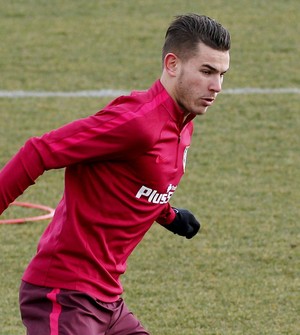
[0,1,299,334]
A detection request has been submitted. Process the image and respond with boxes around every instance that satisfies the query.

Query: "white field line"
[0,89,129,98]
[0,87,299,98]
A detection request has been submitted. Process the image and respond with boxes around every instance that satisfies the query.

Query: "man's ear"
[163,53,179,77]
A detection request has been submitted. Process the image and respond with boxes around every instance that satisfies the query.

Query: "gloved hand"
[162,208,200,239]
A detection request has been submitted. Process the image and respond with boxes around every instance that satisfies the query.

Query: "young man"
[0,13,230,335]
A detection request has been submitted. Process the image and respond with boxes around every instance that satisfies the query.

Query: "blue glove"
[162,208,200,239]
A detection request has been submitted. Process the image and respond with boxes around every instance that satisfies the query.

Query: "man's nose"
[209,76,222,93]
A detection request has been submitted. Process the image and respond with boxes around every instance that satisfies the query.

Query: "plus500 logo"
[135,184,177,204]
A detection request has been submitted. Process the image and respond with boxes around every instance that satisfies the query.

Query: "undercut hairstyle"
[162,13,231,63]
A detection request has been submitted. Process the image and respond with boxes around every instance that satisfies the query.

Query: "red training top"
[0,80,195,302]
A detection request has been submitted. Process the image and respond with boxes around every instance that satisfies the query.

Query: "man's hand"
[161,208,200,239]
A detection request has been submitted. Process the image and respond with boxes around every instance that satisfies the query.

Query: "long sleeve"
[0,141,45,214]
[0,106,154,215]
[155,202,176,225]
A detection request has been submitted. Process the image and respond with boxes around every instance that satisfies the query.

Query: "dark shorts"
[19,281,149,335]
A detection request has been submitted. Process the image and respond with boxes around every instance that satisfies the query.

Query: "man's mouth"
[201,97,215,106]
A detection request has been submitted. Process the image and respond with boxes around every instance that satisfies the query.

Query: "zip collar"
[151,80,196,128]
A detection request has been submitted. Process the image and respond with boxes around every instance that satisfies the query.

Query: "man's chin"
[179,102,208,116]
[194,106,209,115]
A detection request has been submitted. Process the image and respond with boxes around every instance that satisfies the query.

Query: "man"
[0,13,230,335]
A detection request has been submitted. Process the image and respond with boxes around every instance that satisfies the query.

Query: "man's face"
[173,43,230,116]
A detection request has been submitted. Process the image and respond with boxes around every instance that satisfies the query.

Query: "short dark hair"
[162,13,231,62]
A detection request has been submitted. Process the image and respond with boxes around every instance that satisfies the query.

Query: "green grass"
[0,1,299,334]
